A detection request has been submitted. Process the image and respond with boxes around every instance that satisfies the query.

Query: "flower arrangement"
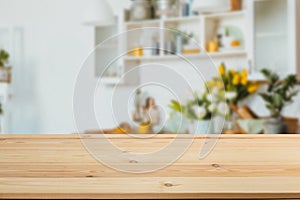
[169,92,214,121]
[207,63,259,106]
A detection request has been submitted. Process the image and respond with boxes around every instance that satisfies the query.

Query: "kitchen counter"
[1,134,300,199]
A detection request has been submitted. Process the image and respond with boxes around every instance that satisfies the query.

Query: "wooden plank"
[1,177,300,199]
[1,134,300,199]
[1,163,300,178]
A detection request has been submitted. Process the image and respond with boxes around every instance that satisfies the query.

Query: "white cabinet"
[93,24,124,84]
[247,0,300,79]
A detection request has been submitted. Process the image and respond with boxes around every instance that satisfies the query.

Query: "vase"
[130,0,152,21]
[263,117,287,134]
[230,0,242,11]
[155,0,177,19]
[189,120,214,134]
[222,112,240,134]
[164,112,190,134]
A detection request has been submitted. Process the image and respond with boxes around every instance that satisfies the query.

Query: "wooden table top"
[1,134,300,199]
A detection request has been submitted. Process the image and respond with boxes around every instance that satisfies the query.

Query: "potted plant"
[259,69,299,134]
[0,49,9,67]
[169,92,215,134]
[0,49,9,130]
[172,29,194,54]
[0,49,11,83]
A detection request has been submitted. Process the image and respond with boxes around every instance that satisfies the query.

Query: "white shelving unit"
[86,12,248,85]
[124,11,246,57]
[247,0,300,80]
[116,11,248,85]
[124,51,247,62]
[85,0,300,84]
[92,23,122,84]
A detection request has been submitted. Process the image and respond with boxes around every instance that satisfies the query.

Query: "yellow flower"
[218,64,226,75]
[248,84,259,94]
[241,68,248,77]
[230,69,236,75]
[241,76,248,85]
[232,74,240,85]
[217,81,224,89]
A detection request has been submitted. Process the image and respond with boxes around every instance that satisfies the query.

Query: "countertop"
[1,134,300,199]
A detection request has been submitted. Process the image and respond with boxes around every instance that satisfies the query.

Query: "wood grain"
[1,134,300,199]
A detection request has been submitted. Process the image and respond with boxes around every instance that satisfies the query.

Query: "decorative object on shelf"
[165,40,175,55]
[194,0,230,14]
[181,2,189,17]
[130,46,143,57]
[152,41,160,55]
[182,47,200,54]
[175,34,183,54]
[172,30,199,55]
[130,0,152,21]
[169,92,214,134]
[259,69,299,134]
[154,0,178,19]
[219,26,243,52]
[223,36,238,49]
[0,49,11,83]
[82,0,116,26]
[178,30,194,45]
[181,0,193,17]
[217,27,226,48]
[207,63,259,134]
[188,0,193,16]
[231,0,242,11]
[207,41,219,52]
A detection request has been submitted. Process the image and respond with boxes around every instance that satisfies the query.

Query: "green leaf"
[273,93,283,108]
[168,100,183,113]
[0,49,9,66]
[259,93,272,103]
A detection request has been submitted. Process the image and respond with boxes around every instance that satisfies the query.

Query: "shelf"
[124,51,247,61]
[125,19,160,28]
[203,10,246,19]
[126,16,203,28]
[125,11,245,26]
[256,32,287,38]
[163,16,201,23]
[208,51,247,57]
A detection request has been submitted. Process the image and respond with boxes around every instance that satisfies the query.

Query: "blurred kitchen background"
[0,0,299,134]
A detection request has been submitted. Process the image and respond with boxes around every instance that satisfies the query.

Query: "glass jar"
[130,0,152,21]
[155,0,177,19]
[222,110,239,134]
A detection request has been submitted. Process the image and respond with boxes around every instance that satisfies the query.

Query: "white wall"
[0,0,94,133]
